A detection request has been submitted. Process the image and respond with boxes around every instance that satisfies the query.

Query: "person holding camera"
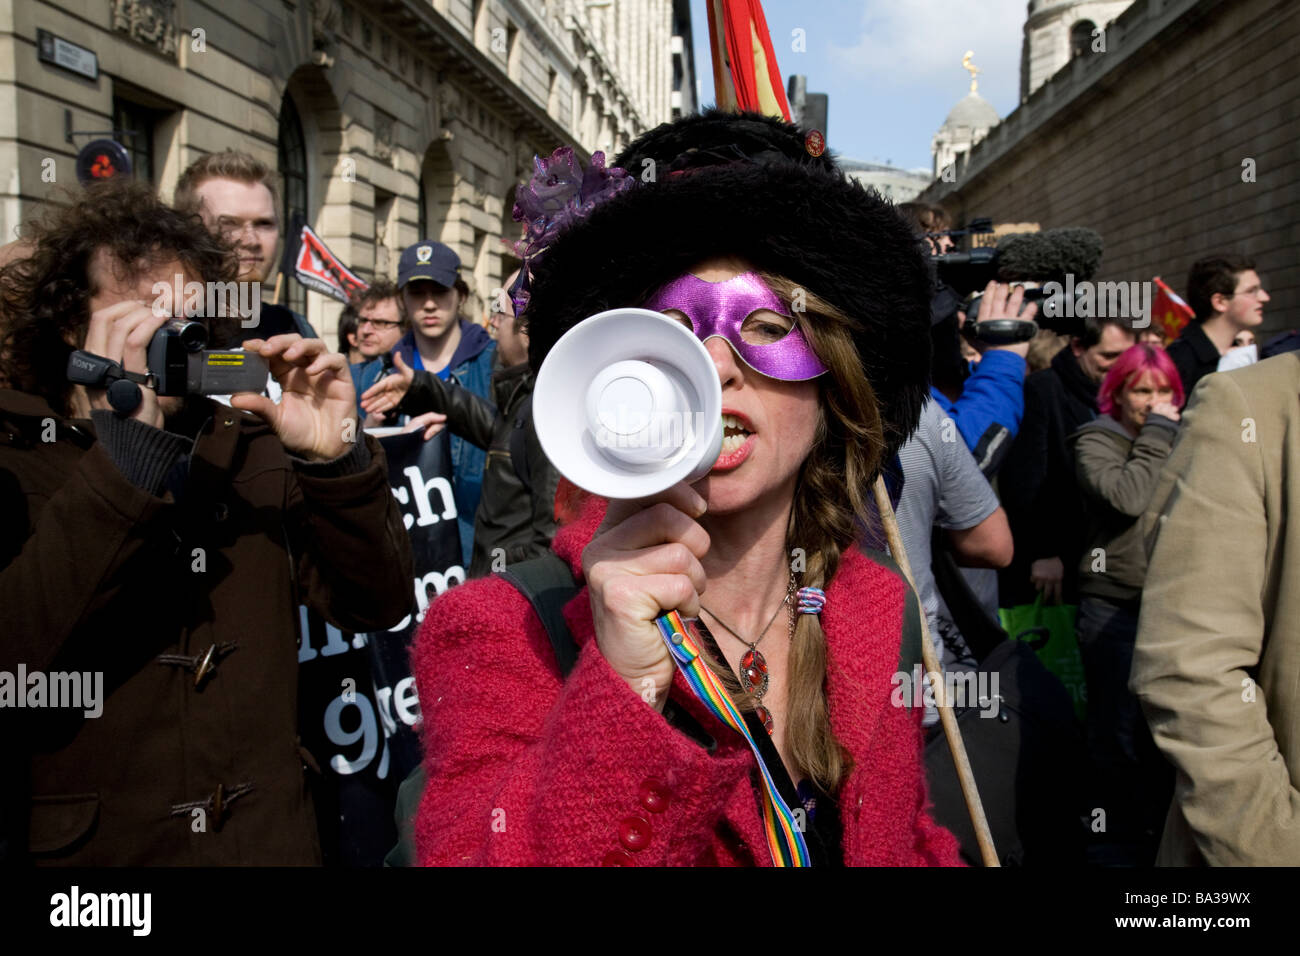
[408,113,962,867]
[0,180,412,864]
[898,203,1033,478]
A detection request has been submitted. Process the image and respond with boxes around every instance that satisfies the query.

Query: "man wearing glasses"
[173,150,317,342]
[1167,254,1270,396]
[345,279,409,416]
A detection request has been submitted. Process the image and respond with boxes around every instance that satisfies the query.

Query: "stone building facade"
[1020,0,1135,101]
[2,0,695,335]
[921,0,1299,338]
[841,159,932,205]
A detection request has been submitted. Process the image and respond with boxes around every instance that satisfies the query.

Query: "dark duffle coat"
[0,389,413,864]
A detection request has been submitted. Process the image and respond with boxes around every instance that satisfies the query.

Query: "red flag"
[1151,276,1195,341]
[284,219,369,304]
[706,0,791,121]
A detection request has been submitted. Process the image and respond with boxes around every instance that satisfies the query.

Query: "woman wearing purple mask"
[406,111,966,867]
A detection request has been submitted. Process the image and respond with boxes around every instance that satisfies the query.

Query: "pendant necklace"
[699,574,796,735]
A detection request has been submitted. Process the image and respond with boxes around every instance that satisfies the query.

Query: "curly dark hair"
[0,178,239,415]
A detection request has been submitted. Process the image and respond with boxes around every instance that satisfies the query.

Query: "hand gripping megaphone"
[532,309,724,499]
[533,307,821,865]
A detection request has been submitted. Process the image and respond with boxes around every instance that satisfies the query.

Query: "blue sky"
[687,0,1029,172]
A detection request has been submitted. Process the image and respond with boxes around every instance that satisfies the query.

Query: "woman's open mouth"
[713,412,756,470]
[720,412,753,455]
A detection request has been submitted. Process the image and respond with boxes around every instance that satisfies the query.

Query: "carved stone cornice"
[111,0,178,58]
[311,0,341,68]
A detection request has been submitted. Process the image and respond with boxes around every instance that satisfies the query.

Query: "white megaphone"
[533,309,724,500]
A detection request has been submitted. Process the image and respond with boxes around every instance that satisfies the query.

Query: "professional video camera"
[927,221,1104,345]
[67,319,269,415]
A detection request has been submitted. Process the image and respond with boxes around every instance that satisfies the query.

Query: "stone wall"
[924,0,1300,337]
[1021,0,1135,101]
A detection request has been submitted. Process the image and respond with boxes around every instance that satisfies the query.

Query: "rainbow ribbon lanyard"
[655,610,811,867]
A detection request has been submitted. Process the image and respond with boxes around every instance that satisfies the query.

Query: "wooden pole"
[873,475,1000,867]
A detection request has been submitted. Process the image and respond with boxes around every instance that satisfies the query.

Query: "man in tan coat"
[1133,351,1300,865]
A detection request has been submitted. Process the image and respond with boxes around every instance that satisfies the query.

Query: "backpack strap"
[928,526,1007,663]
[859,547,925,676]
[498,552,581,677]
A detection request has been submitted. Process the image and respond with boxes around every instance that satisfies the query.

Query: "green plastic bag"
[1000,596,1087,722]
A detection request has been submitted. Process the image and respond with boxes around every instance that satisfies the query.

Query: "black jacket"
[400,361,559,578]
[1165,320,1220,398]
[998,347,1099,606]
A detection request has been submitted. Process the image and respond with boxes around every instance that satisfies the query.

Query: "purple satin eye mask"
[642,272,829,381]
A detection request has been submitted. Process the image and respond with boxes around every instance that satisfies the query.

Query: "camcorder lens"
[162,318,208,352]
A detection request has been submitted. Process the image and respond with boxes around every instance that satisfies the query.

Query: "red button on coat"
[618,815,652,851]
[639,779,670,813]
[602,849,635,866]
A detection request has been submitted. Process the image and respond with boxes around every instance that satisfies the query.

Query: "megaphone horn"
[532,309,724,500]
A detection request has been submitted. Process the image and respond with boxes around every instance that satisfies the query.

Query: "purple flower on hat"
[511,147,634,262]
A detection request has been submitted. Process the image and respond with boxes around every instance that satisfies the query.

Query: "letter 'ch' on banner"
[706,0,791,121]
[281,215,369,303]
[1152,276,1195,341]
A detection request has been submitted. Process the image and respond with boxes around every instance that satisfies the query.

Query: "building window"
[1071,20,1098,59]
[112,97,161,185]
[278,93,308,316]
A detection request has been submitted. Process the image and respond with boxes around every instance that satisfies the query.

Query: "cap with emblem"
[397,240,461,289]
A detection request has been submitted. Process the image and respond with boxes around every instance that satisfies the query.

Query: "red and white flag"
[283,218,368,304]
[1151,276,1195,341]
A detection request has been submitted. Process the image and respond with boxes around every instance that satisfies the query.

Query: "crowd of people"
[1,109,1295,868]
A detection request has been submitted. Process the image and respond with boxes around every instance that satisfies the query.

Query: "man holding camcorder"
[0,179,412,865]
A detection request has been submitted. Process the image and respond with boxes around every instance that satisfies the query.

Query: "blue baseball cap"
[398,240,461,289]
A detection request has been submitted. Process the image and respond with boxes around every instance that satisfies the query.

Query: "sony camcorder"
[67,319,269,414]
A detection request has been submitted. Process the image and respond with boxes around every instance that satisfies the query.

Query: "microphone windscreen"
[996,227,1103,283]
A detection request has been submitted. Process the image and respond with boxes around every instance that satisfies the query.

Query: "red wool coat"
[412,497,962,866]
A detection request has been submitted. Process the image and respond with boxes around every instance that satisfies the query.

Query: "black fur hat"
[522,109,933,458]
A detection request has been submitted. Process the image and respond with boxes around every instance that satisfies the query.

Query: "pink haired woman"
[1071,343,1185,865]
